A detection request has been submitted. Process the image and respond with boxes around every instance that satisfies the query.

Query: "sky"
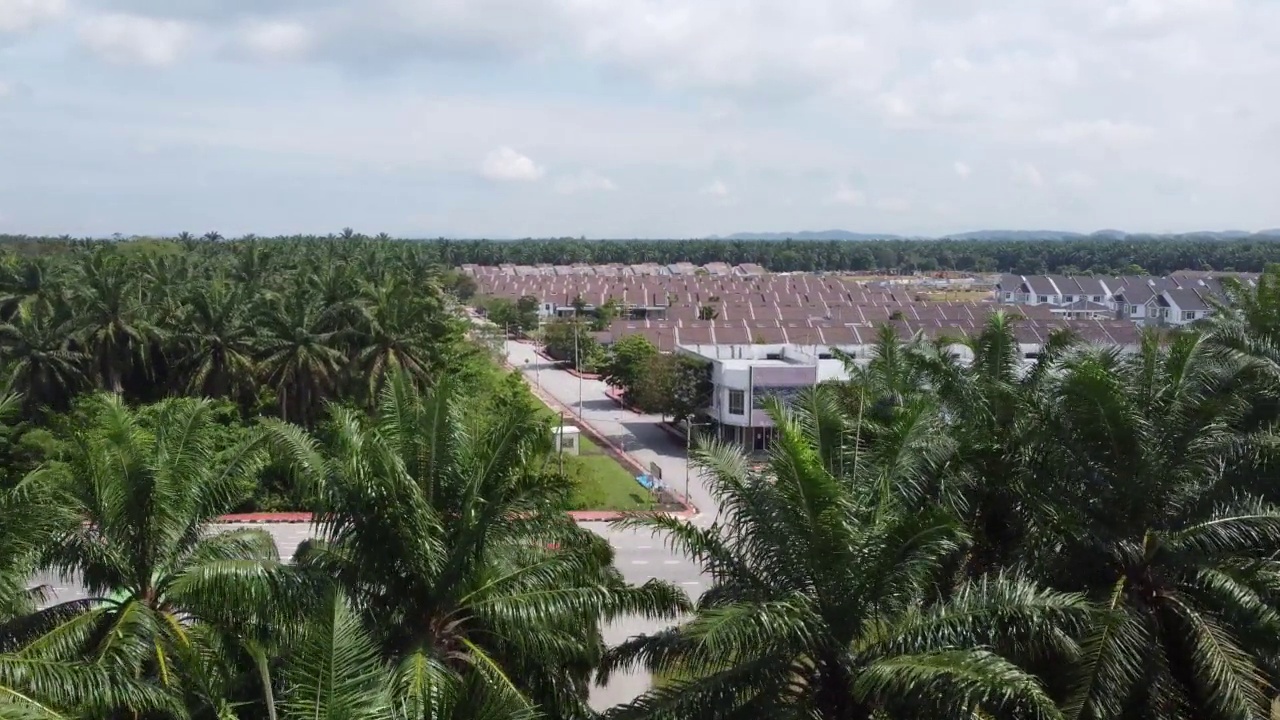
[1,0,1278,239]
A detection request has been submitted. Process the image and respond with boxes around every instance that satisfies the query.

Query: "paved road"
[504,340,719,524]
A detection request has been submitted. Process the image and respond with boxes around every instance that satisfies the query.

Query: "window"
[1004,292,1013,300]
[1092,295,1102,302]
[1037,295,1049,303]
[1182,310,1196,321]
[1063,295,1074,303]
[728,390,745,415]
[1129,304,1140,315]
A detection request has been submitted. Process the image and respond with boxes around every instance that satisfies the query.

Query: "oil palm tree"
[265,372,688,719]
[16,394,287,717]
[0,297,88,414]
[603,394,1092,720]
[1023,332,1280,720]
[174,278,260,408]
[256,287,345,427]
[69,251,155,396]
[346,279,460,403]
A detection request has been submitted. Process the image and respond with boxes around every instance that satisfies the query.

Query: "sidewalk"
[503,340,718,524]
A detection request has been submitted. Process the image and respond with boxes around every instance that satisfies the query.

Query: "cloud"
[239,20,313,61]
[553,170,616,194]
[0,0,66,33]
[2,0,1280,237]
[78,14,192,67]
[826,183,866,207]
[0,79,10,98]
[700,179,730,198]
[1010,161,1045,188]
[479,146,544,182]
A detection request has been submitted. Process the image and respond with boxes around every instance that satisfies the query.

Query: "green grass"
[531,399,655,512]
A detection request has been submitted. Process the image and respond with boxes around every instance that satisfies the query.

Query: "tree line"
[7,232,1280,275]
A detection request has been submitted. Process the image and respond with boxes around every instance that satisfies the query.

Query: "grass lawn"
[531,398,655,512]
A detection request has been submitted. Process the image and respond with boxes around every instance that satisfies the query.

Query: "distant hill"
[710,230,903,241]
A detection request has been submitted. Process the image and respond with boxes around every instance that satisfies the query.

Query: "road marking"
[631,560,650,565]
[681,581,700,586]
[636,545,652,550]
[663,560,681,565]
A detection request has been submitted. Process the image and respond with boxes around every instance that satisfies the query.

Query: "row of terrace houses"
[995,272,1258,326]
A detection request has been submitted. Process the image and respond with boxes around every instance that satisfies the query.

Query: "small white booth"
[554,425,581,455]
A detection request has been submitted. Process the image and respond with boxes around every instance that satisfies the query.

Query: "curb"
[531,348,601,381]
[604,388,644,415]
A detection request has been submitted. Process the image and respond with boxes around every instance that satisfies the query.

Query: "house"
[1157,287,1212,327]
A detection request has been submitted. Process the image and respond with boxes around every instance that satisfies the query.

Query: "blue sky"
[1,0,1277,238]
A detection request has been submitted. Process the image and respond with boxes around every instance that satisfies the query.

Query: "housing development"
[467,263,1258,452]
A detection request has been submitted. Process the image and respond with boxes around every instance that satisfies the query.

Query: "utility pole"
[575,313,584,420]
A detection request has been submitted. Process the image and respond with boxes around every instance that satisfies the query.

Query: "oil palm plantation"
[265,371,689,719]
[603,393,1092,720]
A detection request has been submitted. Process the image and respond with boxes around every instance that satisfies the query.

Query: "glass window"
[728,390,745,415]
[1037,295,1048,303]
[1182,310,1196,321]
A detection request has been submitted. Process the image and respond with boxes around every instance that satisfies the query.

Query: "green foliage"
[541,317,597,369]
[599,335,659,404]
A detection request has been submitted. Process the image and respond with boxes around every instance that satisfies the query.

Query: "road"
[503,340,719,523]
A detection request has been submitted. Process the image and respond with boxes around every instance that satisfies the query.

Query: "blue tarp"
[635,474,655,490]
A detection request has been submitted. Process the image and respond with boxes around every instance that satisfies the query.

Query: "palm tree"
[18,394,286,717]
[173,278,260,408]
[69,251,155,395]
[603,394,1091,720]
[346,279,459,403]
[0,297,88,414]
[1020,332,1280,720]
[256,287,345,427]
[265,372,688,718]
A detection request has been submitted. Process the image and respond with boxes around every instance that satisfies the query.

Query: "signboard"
[649,461,664,481]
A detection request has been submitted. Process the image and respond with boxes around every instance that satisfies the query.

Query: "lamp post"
[683,417,711,507]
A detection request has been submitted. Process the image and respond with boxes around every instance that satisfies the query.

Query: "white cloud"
[78,14,192,67]
[1011,161,1045,188]
[826,183,866,206]
[953,161,972,180]
[0,0,65,33]
[239,20,313,61]
[553,169,616,194]
[479,146,544,182]
[0,79,11,99]
[700,179,730,198]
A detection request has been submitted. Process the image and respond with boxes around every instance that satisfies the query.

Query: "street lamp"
[683,417,712,507]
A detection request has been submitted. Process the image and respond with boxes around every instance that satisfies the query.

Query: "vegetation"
[598,337,712,422]
[8,235,1280,719]
[8,234,1280,277]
